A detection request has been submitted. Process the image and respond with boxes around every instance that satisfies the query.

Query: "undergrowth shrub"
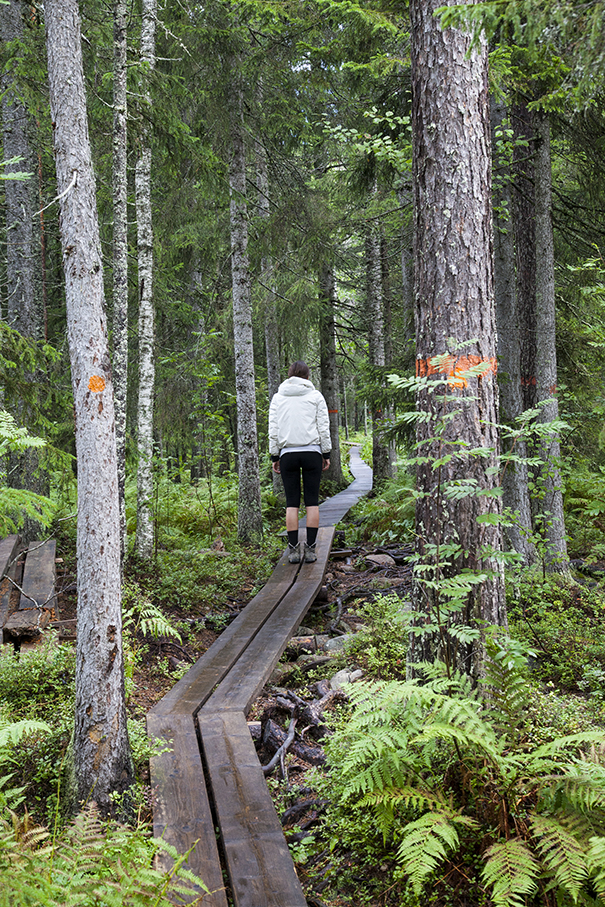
[0,803,210,906]
[0,636,75,716]
[348,470,415,545]
[317,637,605,907]
[347,594,409,680]
[507,573,605,690]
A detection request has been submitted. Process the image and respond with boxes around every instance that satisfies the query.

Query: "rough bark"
[44,0,133,811]
[491,97,534,565]
[255,123,281,493]
[228,61,263,544]
[318,263,343,484]
[411,0,506,674]
[1,0,42,338]
[135,0,156,560]
[365,223,391,490]
[2,1,48,542]
[113,0,128,566]
[534,113,568,568]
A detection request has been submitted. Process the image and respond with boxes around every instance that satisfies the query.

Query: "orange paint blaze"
[416,355,498,386]
[88,375,106,393]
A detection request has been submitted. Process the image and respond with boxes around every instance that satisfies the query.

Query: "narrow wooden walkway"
[147,447,372,906]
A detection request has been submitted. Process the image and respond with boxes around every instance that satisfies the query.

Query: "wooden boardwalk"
[147,447,372,906]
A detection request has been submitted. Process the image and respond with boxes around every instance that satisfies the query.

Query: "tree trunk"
[1,0,42,339]
[534,113,568,569]
[411,0,506,675]
[2,0,47,543]
[44,0,133,812]
[491,97,534,565]
[228,61,263,544]
[135,0,156,561]
[255,122,281,494]
[318,263,343,485]
[365,222,390,490]
[113,0,128,566]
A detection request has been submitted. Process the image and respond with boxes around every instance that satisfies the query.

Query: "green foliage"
[348,470,415,544]
[0,411,54,534]
[0,637,75,716]
[347,594,409,679]
[320,639,605,906]
[507,574,605,690]
[0,803,210,906]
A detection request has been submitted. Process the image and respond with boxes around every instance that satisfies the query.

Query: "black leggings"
[280,451,323,509]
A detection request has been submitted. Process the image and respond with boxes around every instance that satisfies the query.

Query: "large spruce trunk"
[534,113,568,568]
[411,0,506,674]
[45,0,133,811]
[491,97,534,565]
[228,61,263,544]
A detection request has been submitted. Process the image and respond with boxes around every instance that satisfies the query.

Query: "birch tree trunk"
[135,0,156,560]
[411,0,506,675]
[365,223,390,490]
[491,97,534,565]
[228,62,263,544]
[534,113,568,568]
[44,0,133,812]
[113,0,128,565]
[318,263,343,484]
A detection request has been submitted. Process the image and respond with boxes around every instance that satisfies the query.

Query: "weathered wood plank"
[0,540,22,641]
[205,528,334,714]
[146,711,228,907]
[199,710,307,907]
[19,540,56,610]
[149,549,300,719]
[0,535,20,580]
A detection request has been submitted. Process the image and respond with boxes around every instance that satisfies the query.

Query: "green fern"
[531,814,589,901]
[482,838,540,907]
[396,810,478,895]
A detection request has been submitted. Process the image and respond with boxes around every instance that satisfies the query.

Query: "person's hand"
[272,460,281,474]
[322,458,330,471]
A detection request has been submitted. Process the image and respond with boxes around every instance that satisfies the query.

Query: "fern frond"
[396,810,475,895]
[482,838,540,907]
[587,836,605,899]
[531,813,588,900]
[0,718,51,748]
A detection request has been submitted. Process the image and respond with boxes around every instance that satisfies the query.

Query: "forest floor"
[16,523,605,907]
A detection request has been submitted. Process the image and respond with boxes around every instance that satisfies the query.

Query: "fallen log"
[262,718,325,767]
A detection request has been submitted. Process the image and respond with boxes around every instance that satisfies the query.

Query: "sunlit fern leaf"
[531,813,589,901]
[482,838,540,907]
[396,810,475,895]
[0,719,51,749]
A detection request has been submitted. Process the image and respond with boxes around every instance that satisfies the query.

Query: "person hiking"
[269,360,331,563]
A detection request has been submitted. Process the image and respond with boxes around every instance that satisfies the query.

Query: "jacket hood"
[278,376,316,396]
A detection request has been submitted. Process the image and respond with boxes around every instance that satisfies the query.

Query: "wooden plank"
[149,549,300,719]
[205,528,334,714]
[199,710,307,907]
[146,711,228,907]
[4,607,51,642]
[19,540,56,610]
[0,541,22,642]
[0,535,20,579]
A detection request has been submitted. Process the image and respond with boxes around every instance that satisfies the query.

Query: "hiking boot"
[304,543,317,563]
[288,542,302,564]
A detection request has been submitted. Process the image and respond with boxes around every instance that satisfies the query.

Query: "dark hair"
[288,360,310,379]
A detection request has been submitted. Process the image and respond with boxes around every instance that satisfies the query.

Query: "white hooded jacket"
[268,377,331,459]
